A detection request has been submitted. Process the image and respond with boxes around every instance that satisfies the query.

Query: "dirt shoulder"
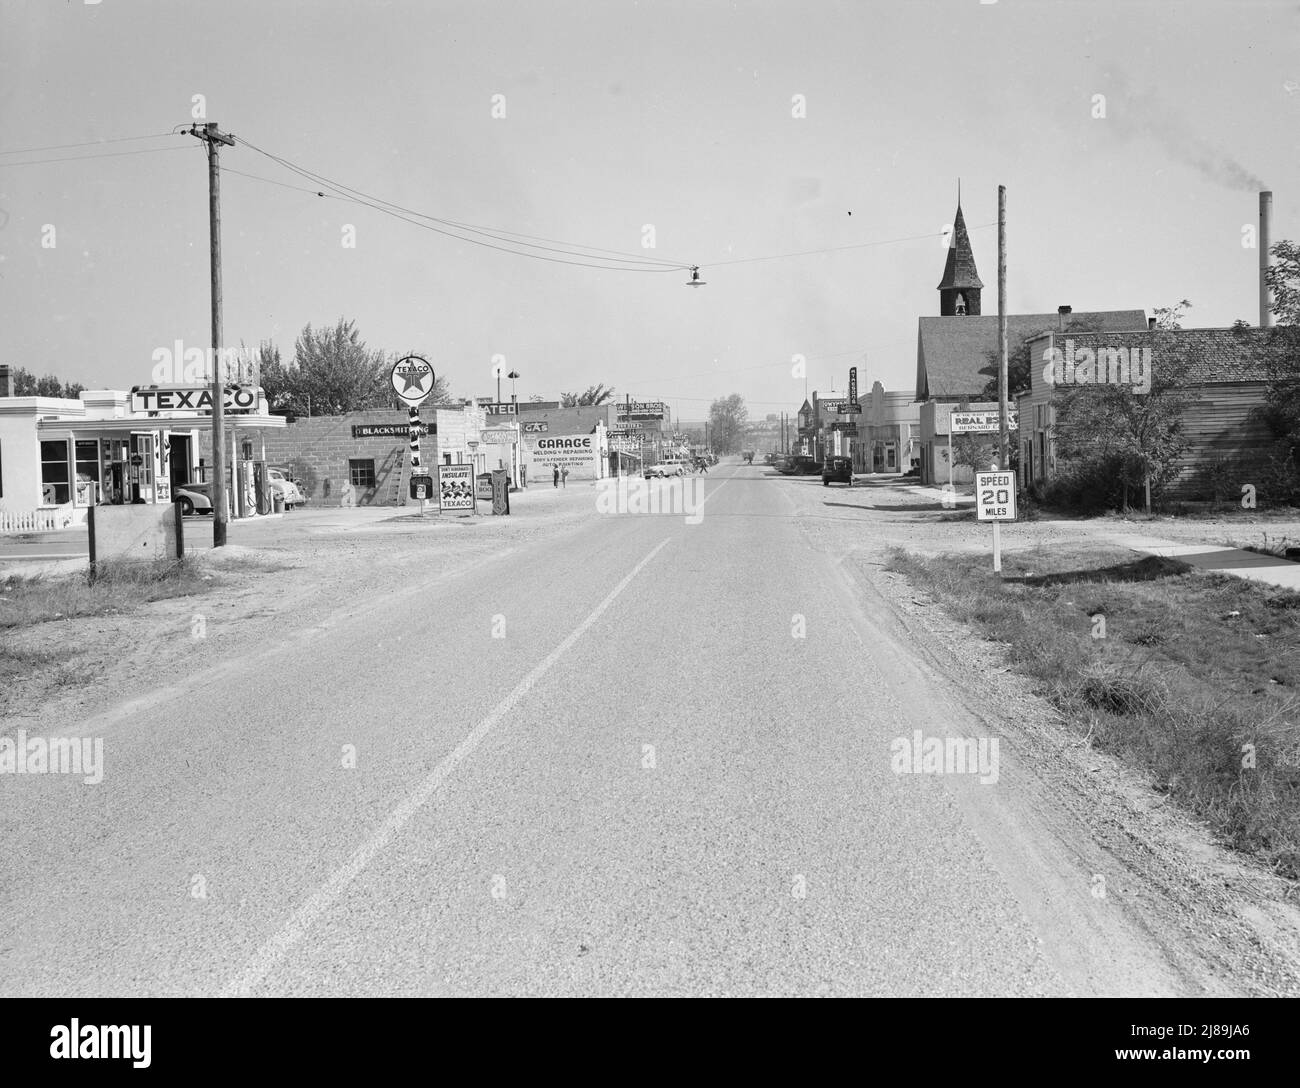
[2,486,602,733]
[785,471,1300,996]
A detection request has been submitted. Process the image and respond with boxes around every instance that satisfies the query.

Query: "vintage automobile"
[644,460,686,479]
[174,482,214,516]
[268,467,305,509]
[822,456,853,486]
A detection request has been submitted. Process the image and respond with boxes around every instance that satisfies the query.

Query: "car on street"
[644,461,686,479]
[268,467,305,508]
[822,456,853,486]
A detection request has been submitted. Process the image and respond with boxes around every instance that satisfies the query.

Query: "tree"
[707,393,748,453]
[560,383,615,407]
[1152,298,1191,331]
[1053,325,1197,512]
[1265,240,1300,326]
[255,323,449,416]
[6,366,83,399]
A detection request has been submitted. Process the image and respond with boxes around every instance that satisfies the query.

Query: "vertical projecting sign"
[391,354,436,515]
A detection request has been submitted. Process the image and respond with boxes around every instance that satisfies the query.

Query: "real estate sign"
[951,410,1019,434]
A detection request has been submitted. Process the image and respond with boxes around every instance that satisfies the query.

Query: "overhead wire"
[230,134,690,272]
[0,131,182,156]
[0,144,198,168]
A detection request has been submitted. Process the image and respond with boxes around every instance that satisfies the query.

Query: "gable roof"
[1032,326,1298,391]
[916,311,1149,399]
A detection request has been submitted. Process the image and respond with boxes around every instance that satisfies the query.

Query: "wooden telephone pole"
[997,185,1009,472]
[189,122,236,546]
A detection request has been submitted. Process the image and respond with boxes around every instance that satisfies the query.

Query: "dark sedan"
[822,456,853,486]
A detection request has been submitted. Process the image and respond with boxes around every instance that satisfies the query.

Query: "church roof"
[936,204,984,292]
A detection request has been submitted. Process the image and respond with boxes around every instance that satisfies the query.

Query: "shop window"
[40,439,71,504]
[349,459,376,488]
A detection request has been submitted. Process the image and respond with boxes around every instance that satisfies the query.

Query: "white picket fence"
[0,507,75,532]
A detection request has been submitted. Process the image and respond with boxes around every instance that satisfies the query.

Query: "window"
[349,459,376,488]
[40,439,71,504]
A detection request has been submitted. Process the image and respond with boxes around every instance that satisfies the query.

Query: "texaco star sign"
[390,354,435,405]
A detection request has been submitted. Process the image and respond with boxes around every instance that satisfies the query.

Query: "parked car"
[644,461,686,479]
[822,456,853,486]
[174,482,213,516]
[268,467,304,508]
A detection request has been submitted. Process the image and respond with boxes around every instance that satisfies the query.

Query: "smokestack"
[1057,305,1072,331]
[1261,191,1273,327]
[0,364,11,398]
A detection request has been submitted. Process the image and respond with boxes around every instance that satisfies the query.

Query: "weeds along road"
[0,462,1282,996]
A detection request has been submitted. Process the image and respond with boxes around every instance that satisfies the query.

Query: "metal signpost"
[390,354,435,517]
[975,469,1017,572]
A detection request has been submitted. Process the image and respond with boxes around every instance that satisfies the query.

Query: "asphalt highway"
[0,462,1195,995]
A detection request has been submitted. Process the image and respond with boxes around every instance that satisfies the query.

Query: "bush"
[1040,453,1129,514]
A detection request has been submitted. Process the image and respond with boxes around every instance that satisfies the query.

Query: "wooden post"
[998,184,1009,473]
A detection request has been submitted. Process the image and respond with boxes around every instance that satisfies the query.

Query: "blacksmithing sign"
[352,423,436,438]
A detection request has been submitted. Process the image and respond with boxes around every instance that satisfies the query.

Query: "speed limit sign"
[975,471,1017,521]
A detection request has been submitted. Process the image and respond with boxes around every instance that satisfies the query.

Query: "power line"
[0,131,181,156]
[231,135,692,273]
[220,165,335,197]
[0,145,197,168]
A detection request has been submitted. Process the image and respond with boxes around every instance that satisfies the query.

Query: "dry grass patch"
[887,544,1300,881]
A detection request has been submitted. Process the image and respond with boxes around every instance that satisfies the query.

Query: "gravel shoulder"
[786,471,1300,996]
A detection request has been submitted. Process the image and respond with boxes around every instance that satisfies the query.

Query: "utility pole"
[997,184,1009,473]
[190,122,236,547]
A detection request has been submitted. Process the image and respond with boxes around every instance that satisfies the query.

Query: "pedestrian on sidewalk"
[561,467,569,488]
[553,465,560,488]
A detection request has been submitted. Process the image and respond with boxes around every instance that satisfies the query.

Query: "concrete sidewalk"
[1099,532,1300,590]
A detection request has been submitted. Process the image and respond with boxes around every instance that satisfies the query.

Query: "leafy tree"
[560,383,615,407]
[1053,327,1197,512]
[1152,298,1191,331]
[6,366,83,398]
[254,321,450,416]
[707,393,748,453]
[1264,240,1300,325]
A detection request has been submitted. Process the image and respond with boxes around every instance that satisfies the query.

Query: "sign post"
[390,354,435,517]
[975,469,1017,573]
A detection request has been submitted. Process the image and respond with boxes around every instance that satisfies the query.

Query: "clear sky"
[2,0,1297,422]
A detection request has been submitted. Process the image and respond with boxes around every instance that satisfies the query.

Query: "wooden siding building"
[1017,327,1289,500]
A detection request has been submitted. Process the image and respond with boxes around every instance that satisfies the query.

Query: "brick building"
[199,404,487,507]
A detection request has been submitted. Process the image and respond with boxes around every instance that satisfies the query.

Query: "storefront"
[0,385,285,527]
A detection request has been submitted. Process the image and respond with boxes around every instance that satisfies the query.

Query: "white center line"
[223,536,671,997]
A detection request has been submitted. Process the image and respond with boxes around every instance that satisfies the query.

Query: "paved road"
[1,462,1195,995]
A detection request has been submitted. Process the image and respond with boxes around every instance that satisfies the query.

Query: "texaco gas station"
[0,367,285,529]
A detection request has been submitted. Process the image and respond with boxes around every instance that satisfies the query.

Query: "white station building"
[0,367,285,530]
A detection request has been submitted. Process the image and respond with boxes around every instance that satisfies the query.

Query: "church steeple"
[937,193,983,316]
